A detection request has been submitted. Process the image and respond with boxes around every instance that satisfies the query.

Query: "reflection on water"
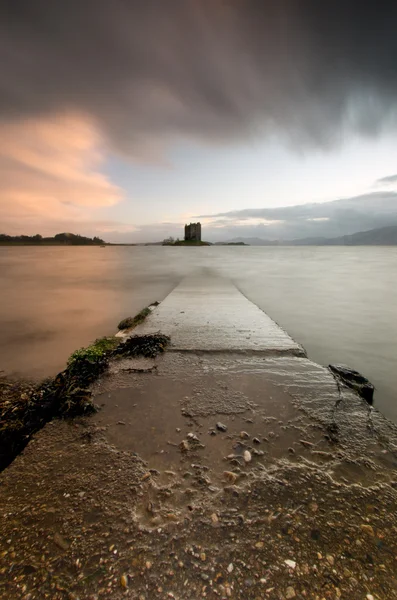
[0,245,396,421]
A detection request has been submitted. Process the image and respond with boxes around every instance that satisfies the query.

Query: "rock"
[329,364,374,404]
[179,440,189,452]
[253,437,261,444]
[255,541,264,549]
[211,513,219,525]
[360,524,375,537]
[187,433,199,442]
[243,450,252,463]
[224,471,238,484]
[240,431,250,439]
[326,554,335,566]
[285,559,296,569]
[227,563,234,573]
[200,552,206,562]
[53,533,69,551]
[216,422,227,432]
[120,574,128,588]
[285,586,296,599]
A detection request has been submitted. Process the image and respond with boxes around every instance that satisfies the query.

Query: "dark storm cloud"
[1,0,397,156]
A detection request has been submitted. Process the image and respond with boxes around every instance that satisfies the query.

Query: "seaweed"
[0,331,170,471]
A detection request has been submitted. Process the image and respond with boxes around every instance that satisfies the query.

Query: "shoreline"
[1,277,397,599]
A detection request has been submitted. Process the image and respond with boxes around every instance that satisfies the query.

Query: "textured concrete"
[135,275,305,356]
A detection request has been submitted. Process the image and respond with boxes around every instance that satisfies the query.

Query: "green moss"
[67,336,119,365]
[118,307,151,330]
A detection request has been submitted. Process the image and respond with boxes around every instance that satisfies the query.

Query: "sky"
[1,1,397,242]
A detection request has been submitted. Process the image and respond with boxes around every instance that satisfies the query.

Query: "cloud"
[194,191,397,240]
[1,1,397,161]
[376,173,397,185]
[0,113,123,234]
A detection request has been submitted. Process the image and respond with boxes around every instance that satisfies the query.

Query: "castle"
[184,222,202,242]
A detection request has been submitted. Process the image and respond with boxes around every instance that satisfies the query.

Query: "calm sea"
[1,246,396,421]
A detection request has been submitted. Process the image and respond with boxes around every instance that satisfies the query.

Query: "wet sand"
[0,277,396,599]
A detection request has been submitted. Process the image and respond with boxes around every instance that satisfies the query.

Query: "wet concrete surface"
[133,276,305,356]
[0,277,397,599]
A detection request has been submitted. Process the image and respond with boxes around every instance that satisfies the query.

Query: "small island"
[162,222,211,246]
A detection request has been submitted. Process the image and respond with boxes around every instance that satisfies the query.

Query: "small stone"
[53,533,69,551]
[120,575,128,588]
[326,554,334,566]
[227,563,234,573]
[141,472,151,481]
[366,595,375,600]
[216,422,227,432]
[146,561,152,570]
[180,440,189,452]
[253,437,261,444]
[285,559,296,569]
[255,542,264,549]
[200,552,206,562]
[360,524,375,537]
[243,450,252,463]
[285,586,296,599]
[224,471,238,484]
[288,447,295,454]
[240,431,250,439]
[176,428,181,432]
[211,513,219,525]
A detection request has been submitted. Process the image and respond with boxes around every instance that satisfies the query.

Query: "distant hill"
[223,237,278,246]
[0,232,106,245]
[224,225,397,246]
[292,225,397,246]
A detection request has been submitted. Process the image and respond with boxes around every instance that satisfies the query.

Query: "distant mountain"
[223,237,279,246]
[291,225,397,246]
[199,191,397,241]
[224,225,397,246]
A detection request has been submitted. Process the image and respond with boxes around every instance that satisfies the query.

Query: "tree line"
[0,233,106,245]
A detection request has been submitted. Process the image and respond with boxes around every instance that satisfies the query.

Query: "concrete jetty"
[134,275,305,355]
[1,275,397,599]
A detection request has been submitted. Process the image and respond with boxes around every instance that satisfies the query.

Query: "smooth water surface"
[1,246,396,421]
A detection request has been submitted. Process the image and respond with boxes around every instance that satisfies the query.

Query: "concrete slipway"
[1,275,397,599]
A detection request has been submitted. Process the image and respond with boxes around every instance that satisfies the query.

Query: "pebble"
[243,450,252,463]
[216,422,227,432]
[120,575,128,588]
[285,586,296,599]
[285,559,296,569]
[361,524,375,537]
[326,554,334,566]
[255,541,264,549]
[227,563,234,573]
[240,431,250,439]
[253,437,261,444]
[224,471,238,483]
[211,513,219,525]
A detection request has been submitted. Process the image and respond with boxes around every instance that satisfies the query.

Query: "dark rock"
[216,422,227,432]
[329,364,374,404]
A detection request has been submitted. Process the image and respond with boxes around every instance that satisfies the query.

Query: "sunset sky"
[2,1,397,242]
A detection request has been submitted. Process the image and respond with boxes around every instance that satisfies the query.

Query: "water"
[1,246,396,421]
